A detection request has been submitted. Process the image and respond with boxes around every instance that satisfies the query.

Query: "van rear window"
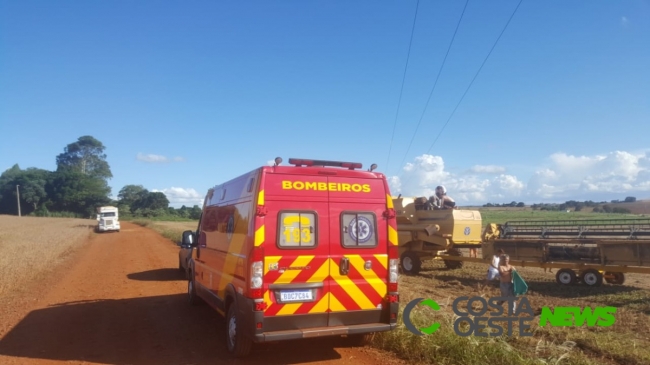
[341,212,377,248]
[278,211,317,248]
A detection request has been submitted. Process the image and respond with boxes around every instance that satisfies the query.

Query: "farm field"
[0,215,94,298]
[475,209,646,226]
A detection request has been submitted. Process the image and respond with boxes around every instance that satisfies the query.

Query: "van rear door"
[327,177,388,326]
[262,176,332,329]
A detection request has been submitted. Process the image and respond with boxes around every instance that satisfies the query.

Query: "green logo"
[404,296,617,336]
[402,298,441,336]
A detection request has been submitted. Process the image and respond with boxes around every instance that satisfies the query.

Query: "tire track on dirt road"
[0,222,405,365]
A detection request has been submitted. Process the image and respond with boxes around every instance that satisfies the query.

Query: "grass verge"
[131,219,197,243]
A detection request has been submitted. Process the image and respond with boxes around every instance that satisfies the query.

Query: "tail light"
[388,246,398,292]
[250,247,264,299]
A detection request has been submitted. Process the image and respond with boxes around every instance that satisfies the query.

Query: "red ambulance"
[181,158,399,357]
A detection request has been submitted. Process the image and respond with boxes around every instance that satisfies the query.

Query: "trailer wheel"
[226,304,253,357]
[443,248,464,270]
[555,269,577,285]
[400,251,422,275]
[580,269,603,287]
[604,272,625,285]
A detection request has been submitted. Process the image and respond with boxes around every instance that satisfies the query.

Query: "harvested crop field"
[0,215,94,298]
[375,248,650,365]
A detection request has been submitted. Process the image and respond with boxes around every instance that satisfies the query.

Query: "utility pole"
[16,185,21,217]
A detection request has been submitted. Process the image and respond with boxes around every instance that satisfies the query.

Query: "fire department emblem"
[349,216,372,243]
[226,215,235,240]
[269,262,279,271]
[464,227,471,236]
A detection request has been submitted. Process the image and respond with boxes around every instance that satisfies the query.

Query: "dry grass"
[0,215,94,297]
[374,250,650,365]
[131,219,197,243]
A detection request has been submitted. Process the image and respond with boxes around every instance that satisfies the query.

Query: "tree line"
[0,136,200,220]
[482,198,637,214]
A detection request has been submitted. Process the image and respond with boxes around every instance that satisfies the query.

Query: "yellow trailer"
[438,217,650,286]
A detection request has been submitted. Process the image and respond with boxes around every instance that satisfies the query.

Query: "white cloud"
[621,16,629,26]
[390,151,650,205]
[470,165,506,174]
[152,187,204,208]
[137,153,185,163]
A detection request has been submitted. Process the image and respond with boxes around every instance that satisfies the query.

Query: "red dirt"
[0,222,405,365]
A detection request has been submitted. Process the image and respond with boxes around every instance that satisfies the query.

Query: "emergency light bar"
[288,158,363,170]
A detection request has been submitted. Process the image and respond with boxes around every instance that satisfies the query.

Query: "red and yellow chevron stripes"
[262,254,388,316]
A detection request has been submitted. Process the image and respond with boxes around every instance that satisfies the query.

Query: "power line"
[395,0,470,175]
[424,0,524,156]
[400,0,524,190]
[385,0,421,170]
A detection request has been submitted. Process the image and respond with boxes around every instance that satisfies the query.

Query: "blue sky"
[1,0,649,207]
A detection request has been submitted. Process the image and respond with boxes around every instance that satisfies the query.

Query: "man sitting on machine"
[429,185,456,209]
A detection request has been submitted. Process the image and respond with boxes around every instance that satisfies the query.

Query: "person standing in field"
[469,247,478,258]
[485,249,505,285]
[498,254,517,314]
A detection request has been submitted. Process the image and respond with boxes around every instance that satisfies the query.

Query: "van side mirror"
[96,214,100,221]
[182,230,195,246]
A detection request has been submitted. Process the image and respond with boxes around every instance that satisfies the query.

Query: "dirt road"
[0,222,404,365]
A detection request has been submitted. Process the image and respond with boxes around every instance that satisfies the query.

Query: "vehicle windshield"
[100,212,116,217]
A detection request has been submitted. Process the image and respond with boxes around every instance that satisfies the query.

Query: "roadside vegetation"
[131,219,197,243]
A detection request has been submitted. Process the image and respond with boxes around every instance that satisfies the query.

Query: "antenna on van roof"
[274,157,282,166]
[368,163,377,172]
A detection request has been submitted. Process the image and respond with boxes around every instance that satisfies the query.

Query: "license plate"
[280,290,313,302]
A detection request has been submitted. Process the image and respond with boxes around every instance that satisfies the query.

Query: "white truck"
[96,206,120,233]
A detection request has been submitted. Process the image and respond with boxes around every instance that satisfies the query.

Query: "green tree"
[56,136,112,180]
[0,165,51,215]
[16,168,49,211]
[0,164,23,214]
[132,191,170,212]
[189,205,202,220]
[46,170,111,217]
[118,184,148,206]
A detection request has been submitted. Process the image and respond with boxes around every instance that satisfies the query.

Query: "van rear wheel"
[226,304,253,357]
